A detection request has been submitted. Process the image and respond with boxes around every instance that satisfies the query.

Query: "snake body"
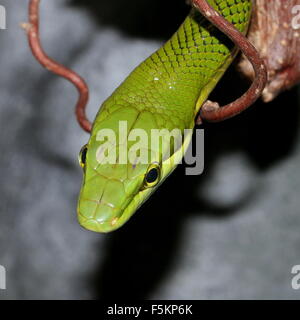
[78,0,252,233]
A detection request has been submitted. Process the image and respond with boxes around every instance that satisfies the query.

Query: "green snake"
[77,0,252,233]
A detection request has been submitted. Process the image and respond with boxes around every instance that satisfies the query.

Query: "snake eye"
[79,144,88,169]
[144,163,161,188]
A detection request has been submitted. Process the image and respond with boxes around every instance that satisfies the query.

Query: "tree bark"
[238,0,300,102]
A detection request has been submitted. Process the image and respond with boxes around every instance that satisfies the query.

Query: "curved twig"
[22,0,92,133]
[193,0,268,123]
[23,0,266,128]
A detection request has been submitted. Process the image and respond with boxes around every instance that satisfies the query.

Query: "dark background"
[0,0,300,299]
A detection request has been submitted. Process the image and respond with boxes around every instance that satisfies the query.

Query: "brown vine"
[22,0,92,133]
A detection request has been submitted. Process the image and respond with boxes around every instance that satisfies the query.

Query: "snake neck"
[96,1,251,133]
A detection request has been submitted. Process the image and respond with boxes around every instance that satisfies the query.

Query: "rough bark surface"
[238,0,300,102]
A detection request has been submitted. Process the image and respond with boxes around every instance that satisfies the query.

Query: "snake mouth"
[78,214,125,233]
[77,184,151,233]
[77,196,138,233]
[77,204,129,233]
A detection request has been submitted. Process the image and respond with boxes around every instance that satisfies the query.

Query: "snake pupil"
[146,168,159,184]
[80,145,88,167]
[82,148,87,164]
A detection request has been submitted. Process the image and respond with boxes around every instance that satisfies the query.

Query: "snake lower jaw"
[77,205,131,233]
[78,215,125,233]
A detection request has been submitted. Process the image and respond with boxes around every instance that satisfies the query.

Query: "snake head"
[77,145,161,233]
[77,105,193,233]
